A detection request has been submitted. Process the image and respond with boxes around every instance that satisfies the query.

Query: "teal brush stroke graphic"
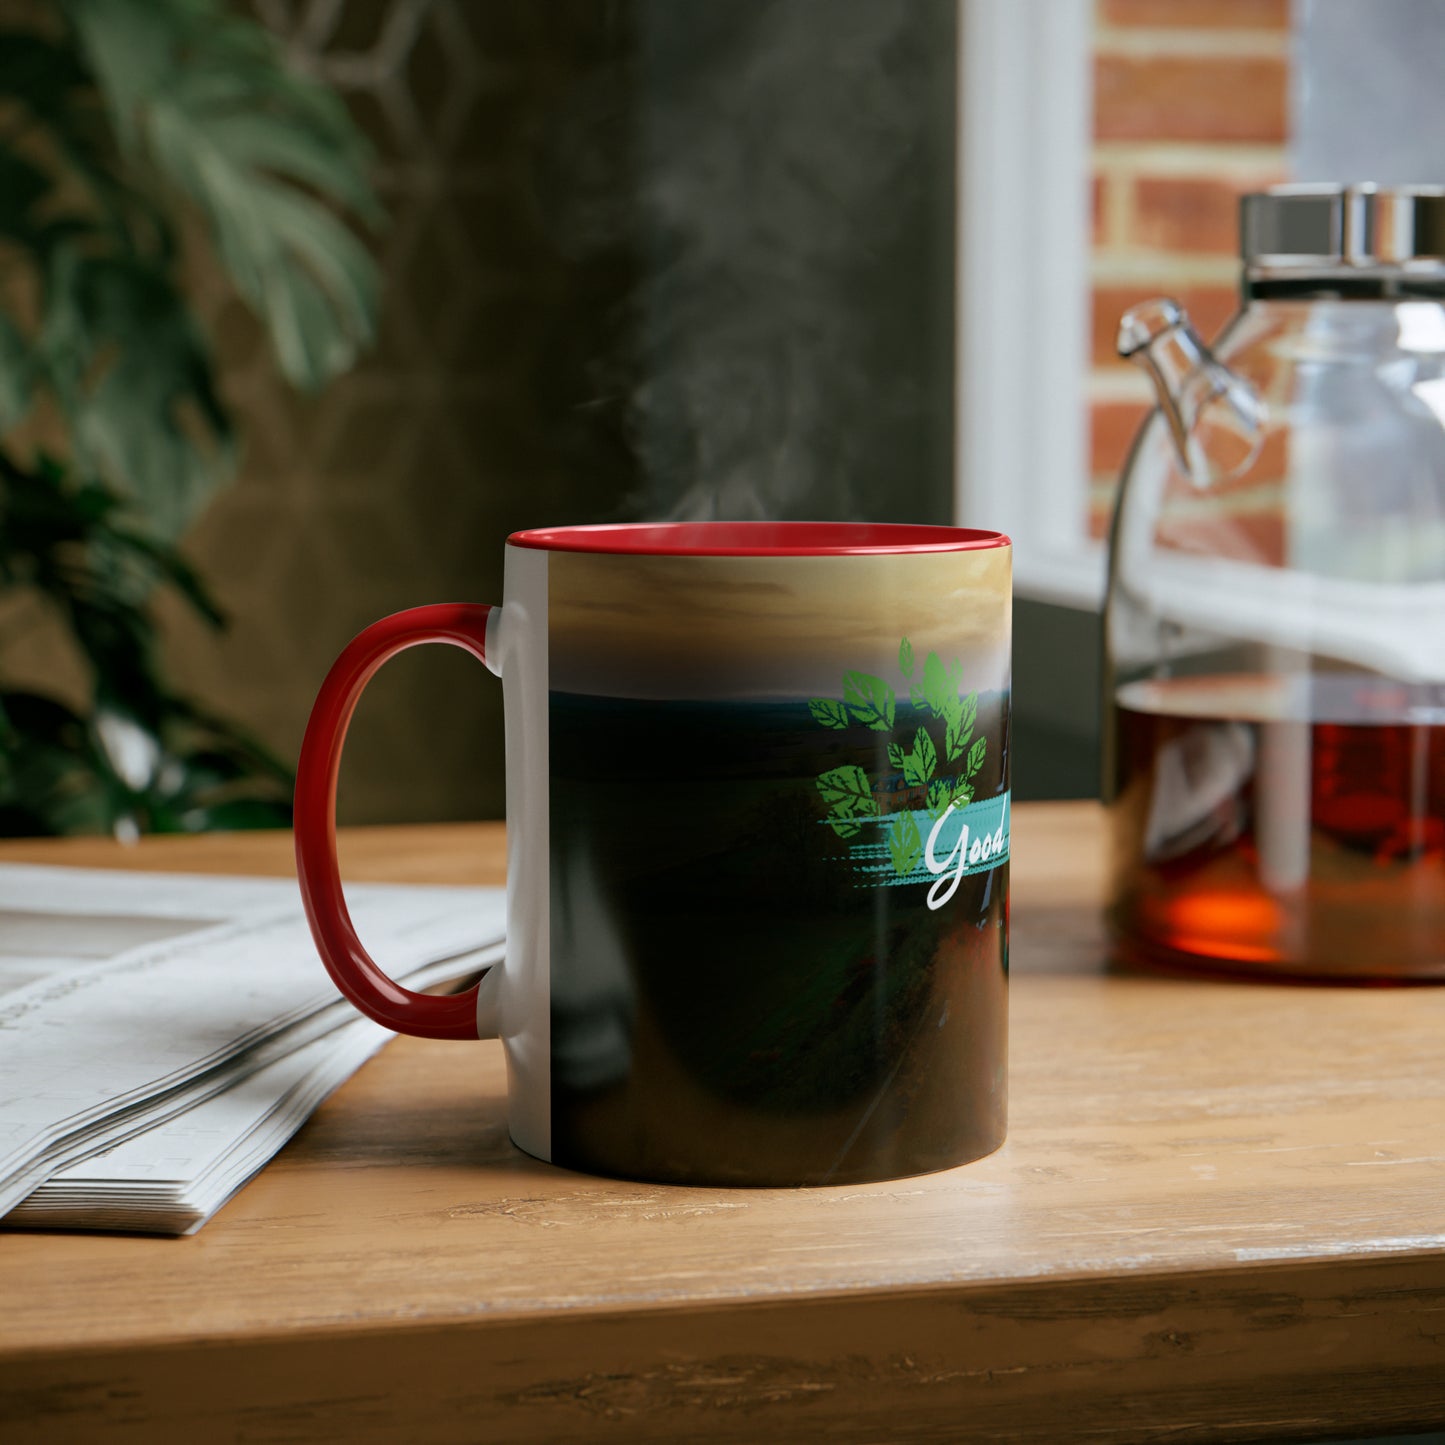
[836,793,1011,888]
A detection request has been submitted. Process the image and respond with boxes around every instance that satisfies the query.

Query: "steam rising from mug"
[532,0,956,523]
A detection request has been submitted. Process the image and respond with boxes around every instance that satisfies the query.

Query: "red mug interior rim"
[507,522,1011,556]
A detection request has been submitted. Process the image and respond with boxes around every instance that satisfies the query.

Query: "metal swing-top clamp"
[1242,184,1445,297]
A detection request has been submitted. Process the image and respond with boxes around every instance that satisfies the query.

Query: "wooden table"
[2,804,1443,1444]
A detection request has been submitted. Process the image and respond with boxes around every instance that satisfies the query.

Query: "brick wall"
[1088,0,1290,537]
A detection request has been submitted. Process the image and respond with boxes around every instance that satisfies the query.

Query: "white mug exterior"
[489,542,551,1162]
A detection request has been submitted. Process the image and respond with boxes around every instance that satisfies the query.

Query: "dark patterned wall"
[160,0,956,824]
[164,1,634,825]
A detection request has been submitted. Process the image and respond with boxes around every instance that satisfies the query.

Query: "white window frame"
[955,0,1104,610]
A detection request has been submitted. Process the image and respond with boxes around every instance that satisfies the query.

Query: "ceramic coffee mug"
[295,522,1011,1186]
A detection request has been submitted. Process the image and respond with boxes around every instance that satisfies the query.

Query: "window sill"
[1014,542,1107,612]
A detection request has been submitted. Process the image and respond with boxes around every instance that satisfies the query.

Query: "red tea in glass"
[1109,673,1445,980]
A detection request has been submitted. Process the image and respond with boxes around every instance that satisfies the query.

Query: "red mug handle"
[294,603,496,1040]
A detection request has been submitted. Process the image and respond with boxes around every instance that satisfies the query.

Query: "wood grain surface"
[2,804,1443,1443]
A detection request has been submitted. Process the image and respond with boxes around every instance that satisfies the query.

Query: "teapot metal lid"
[1241,184,1445,273]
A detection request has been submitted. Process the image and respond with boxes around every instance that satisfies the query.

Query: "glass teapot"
[1105,184,1445,981]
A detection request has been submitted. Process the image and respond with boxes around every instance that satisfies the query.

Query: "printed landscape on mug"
[546,548,1011,1185]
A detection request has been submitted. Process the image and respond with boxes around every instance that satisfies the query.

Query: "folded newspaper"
[0,863,505,1235]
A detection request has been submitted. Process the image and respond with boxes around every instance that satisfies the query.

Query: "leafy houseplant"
[0,0,379,835]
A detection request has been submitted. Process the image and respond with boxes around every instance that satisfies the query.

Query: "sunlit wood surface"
[2,804,1442,1443]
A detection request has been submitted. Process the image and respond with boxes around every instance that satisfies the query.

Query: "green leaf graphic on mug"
[945,691,978,762]
[809,698,851,730]
[824,810,865,839]
[811,639,995,869]
[814,762,878,832]
[944,719,970,763]
[843,671,895,731]
[888,811,924,876]
[967,735,988,778]
[920,652,953,718]
[959,688,979,734]
[902,726,937,787]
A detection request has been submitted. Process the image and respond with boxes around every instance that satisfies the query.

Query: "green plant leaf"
[887,741,906,771]
[68,0,382,393]
[919,651,953,718]
[824,813,864,839]
[843,671,895,730]
[0,149,52,248]
[0,314,32,429]
[899,636,914,678]
[902,726,937,787]
[220,186,378,388]
[0,1,359,839]
[0,34,90,126]
[966,735,987,778]
[107,525,225,628]
[953,780,975,808]
[888,811,923,876]
[0,26,171,259]
[0,689,115,836]
[41,249,235,537]
[178,797,292,831]
[809,698,850,729]
[816,764,879,820]
[0,451,295,841]
[166,698,294,785]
